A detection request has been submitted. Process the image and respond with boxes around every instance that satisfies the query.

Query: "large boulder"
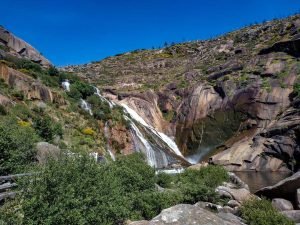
[256,171,300,204]
[128,204,246,225]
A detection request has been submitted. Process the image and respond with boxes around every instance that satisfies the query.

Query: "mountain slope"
[64,14,300,171]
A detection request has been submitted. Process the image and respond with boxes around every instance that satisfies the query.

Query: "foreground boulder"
[256,171,300,205]
[128,204,245,225]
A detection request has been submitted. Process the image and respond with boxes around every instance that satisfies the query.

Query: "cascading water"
[94,87,115,108]
[62,83,187,168]
[121,104,183,157]
[61,80,70,92]
[80,99,93,115]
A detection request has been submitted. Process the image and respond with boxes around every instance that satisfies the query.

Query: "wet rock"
[272,198,294,211]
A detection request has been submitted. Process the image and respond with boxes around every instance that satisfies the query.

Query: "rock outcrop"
[0,63,53,102]
[0,26,51,67]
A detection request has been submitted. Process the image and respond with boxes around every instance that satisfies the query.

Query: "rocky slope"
[63,14,300,172]
[0,26,51,67]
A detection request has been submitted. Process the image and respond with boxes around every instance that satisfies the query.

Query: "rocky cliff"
[64,14,300,171]
[0,26,51,67]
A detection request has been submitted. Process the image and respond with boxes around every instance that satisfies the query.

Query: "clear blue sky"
[1,0,299,66]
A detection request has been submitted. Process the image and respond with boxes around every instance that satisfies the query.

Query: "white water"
[80,99,93,115]
[94,87,115,108]
[104,122,116,161]
[89,152,98,162]
[156,168,185,174]
[126,116,157,167]
[121,104,183,157]
[61,80,70,92]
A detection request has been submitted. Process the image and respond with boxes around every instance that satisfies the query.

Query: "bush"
[0,154,232,224]
[156,172,174,188]
[241,198,294,225]
[48,66,59,76]
[82,127,95,136]
[0,117,39,174]
[2,154,157,224]
[33,116,63,142]
[72,81,95,99]
[293,83,300,96]
[175,165,229,204]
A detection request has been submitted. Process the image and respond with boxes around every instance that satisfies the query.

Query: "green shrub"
[0,117,39,174]
[241,198,294,225]
[156,172,174,188]
[2,154,157,224]
[293,83,300,96]
[175,165,229,204]
[48,66,59,76]
[72,81,95,99]
[0,105,7,115]
[33,116,63,142]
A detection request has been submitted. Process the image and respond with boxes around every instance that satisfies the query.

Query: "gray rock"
[256,171,300,204]
[149,204,244,225]
[217,212,246,225]
[297,189,300,209]
[36,142,61,164]
[216,185,252,203]
[272,198,294,211]
[0,26,51,67]
[227,200,241,208]
[281,210,300,223]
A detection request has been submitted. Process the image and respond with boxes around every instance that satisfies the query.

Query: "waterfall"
[121,104,183,157]
[80,99,93,115]
[77,85,186,168]
[125,116,158,167]
[104,122,116,161]
[61,80,70,92]
[94,87,115,108]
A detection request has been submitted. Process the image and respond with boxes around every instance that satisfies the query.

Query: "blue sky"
[1,0,299,66]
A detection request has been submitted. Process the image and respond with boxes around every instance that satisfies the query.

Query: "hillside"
[62,14,300,172]
[0,13,300,225]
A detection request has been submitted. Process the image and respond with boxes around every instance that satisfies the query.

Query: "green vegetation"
[0,154,229,224]
[0,117,39,175]
[241,198,295,225]
[293,83,300,96]
[33,115,63,142]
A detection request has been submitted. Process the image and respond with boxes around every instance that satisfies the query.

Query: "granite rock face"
[0,26,51,67]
